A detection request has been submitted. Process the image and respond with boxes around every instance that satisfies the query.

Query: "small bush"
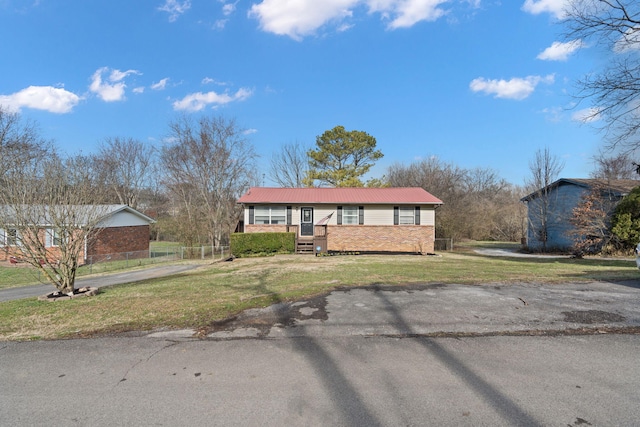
[230,232,295,257]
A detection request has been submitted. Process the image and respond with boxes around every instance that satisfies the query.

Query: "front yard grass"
[0,250,637,341]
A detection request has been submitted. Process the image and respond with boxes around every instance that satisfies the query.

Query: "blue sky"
[0,0,608,186]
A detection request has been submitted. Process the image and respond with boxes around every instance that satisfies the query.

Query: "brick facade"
[87,225,151,262]
[244,224,435,254]
[326,225,435,254]
[245,224,290,233]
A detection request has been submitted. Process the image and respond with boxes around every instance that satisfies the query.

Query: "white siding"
[98,211,152,228]
[244,204,436,226]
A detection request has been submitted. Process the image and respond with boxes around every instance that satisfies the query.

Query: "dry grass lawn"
[0,249,637,341]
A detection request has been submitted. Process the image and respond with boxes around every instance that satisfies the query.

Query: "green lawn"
[1,247,637,341]
[0,242,185,290]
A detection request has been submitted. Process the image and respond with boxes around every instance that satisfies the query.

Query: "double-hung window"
[394,206,420,225]
[254,206,286,225]
[45,228,63,247]
[6,228,18,246]
[342,206,359,225]
[399,207,415,225]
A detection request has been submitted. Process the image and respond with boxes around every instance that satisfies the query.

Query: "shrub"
[230,232,295,257]
[611,186,640,251]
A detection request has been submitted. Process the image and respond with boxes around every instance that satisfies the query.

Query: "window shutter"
[415,206,420,225]
[359,206,364,225]
[337,206,342,225]
[286,206,292,225]
[393,206,399,225]
[249,206,254,225]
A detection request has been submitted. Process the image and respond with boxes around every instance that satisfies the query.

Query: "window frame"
[398,207,415,225]
[5,228,18,246]
[45,228,63,247]
[341,206,359,225]
[253,206,287,225]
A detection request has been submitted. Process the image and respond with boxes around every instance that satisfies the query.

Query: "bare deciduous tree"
[524,148,565,252]
[268,141,309,187]
[590,150,638,180]
[564,0,640,149]
[387,157,524,241]
[93,137,156,209]
[0,152,109,294]
[0,106,51,180]
[161,115,257,247]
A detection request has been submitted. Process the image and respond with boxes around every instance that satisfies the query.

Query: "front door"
[300,207,314,237]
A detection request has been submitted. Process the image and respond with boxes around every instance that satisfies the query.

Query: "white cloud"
[172,87,253,111]
[249,0,358,41]
[572,107,602,123]
[214,19,228,30]
[133,87,145,94]
[541,106,563,122]
[249,0,473,39]
[243,128,258,135]
[109,69,139,82]
[614,26,640,53]
[537,40,583,61]
[521,0,568,19]
[158,0,191,22]
[202,77,229,85]
[222,2,237,16]
[151,78,170,90]
[0,85,80,114]
[469,75,555,100]
[89,67,141,102]
[372,0,449,30]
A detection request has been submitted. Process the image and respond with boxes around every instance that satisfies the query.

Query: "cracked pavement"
[2,279,640,426]
[145,280,640,340]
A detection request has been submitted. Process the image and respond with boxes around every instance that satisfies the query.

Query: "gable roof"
[98,205,156,224]
[0,204,156,226]
[237,187,443,205]
[521,178,640,202]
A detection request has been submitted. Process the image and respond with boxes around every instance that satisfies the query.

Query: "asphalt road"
[2,334,638,426]
[2,278,640,426]
[0,263,203,302]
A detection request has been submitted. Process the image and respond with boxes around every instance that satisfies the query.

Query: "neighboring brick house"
[521,178,639,251]
[0,205,155,264]
[85,205,156,263]
[237,187,443,254]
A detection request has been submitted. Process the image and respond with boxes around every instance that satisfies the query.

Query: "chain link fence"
[434,238,454,251]
[179,246,230,260]
[83,245,230,274]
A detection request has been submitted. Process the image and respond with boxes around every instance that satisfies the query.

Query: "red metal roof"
[237,187,443,205]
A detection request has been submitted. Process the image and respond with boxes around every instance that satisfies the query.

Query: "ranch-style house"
[237,187,443,254]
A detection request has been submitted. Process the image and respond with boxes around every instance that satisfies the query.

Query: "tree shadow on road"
[370,289,542,427]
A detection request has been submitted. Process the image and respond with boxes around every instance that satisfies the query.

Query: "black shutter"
[393,206,399,225]
[286,206,292,225]
[359,206,364,225]
[249,206,254,224]
[415,206,420,225]
[337,206,342,225]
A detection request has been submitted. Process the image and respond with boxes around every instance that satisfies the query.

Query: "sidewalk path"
[0,263,202,302]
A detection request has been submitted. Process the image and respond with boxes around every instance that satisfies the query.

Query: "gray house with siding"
[521,178,638,251]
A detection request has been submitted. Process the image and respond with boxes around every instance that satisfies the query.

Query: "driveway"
[136,278,640,340]
[474,247,572,258]
[0,263,203,302]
